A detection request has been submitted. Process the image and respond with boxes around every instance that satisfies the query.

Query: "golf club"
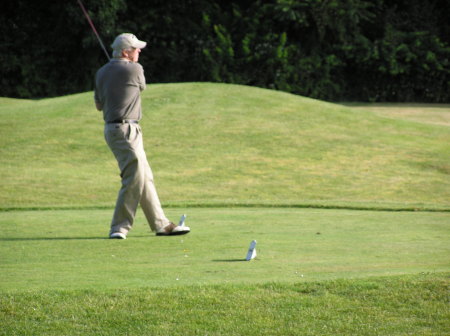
[77,0,110,61]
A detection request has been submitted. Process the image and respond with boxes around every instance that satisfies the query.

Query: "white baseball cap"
[111,33,147,50]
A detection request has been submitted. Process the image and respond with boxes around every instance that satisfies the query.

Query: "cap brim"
[133,40,147,49]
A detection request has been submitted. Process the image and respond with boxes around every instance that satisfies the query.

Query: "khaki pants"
[104,123,170,234]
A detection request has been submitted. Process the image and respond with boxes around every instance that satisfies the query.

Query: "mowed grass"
[1,83,449,335]
[345,102,450,127]
[1,208,449,291]
[1,273,448,336]
[1,208,449,335]
[0,83,449,210]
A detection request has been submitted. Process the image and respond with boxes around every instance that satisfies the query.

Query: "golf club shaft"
[77,0,110,61]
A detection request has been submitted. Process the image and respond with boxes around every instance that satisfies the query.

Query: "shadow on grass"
[0,234,188,241]
[0,237,108,241]
[212,259,247,262]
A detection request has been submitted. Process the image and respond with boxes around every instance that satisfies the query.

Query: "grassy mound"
[0,83,448,210]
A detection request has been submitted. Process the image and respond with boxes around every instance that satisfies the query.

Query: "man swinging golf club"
[94,33,190,239]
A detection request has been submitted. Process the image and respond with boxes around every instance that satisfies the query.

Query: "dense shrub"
[0,0,448,102]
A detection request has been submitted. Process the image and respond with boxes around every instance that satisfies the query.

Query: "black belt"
[107,119,139,124]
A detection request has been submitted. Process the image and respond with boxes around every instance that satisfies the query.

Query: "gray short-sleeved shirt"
[94,59,146,122]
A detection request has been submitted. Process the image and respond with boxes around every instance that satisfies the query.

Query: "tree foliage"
[0,0,448,102]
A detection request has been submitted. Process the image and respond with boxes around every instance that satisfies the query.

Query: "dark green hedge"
[1,0,449,102]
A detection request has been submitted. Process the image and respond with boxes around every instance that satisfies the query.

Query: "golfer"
[94,33,190,239]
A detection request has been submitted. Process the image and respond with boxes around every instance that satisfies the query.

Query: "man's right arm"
[135,63,146,91]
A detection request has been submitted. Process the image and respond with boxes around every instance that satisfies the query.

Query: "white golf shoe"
[109,232,127,239]
[156,222,190,236]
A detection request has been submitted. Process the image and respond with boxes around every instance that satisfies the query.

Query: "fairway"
[1,208,448,291]
[1,83,449,335]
